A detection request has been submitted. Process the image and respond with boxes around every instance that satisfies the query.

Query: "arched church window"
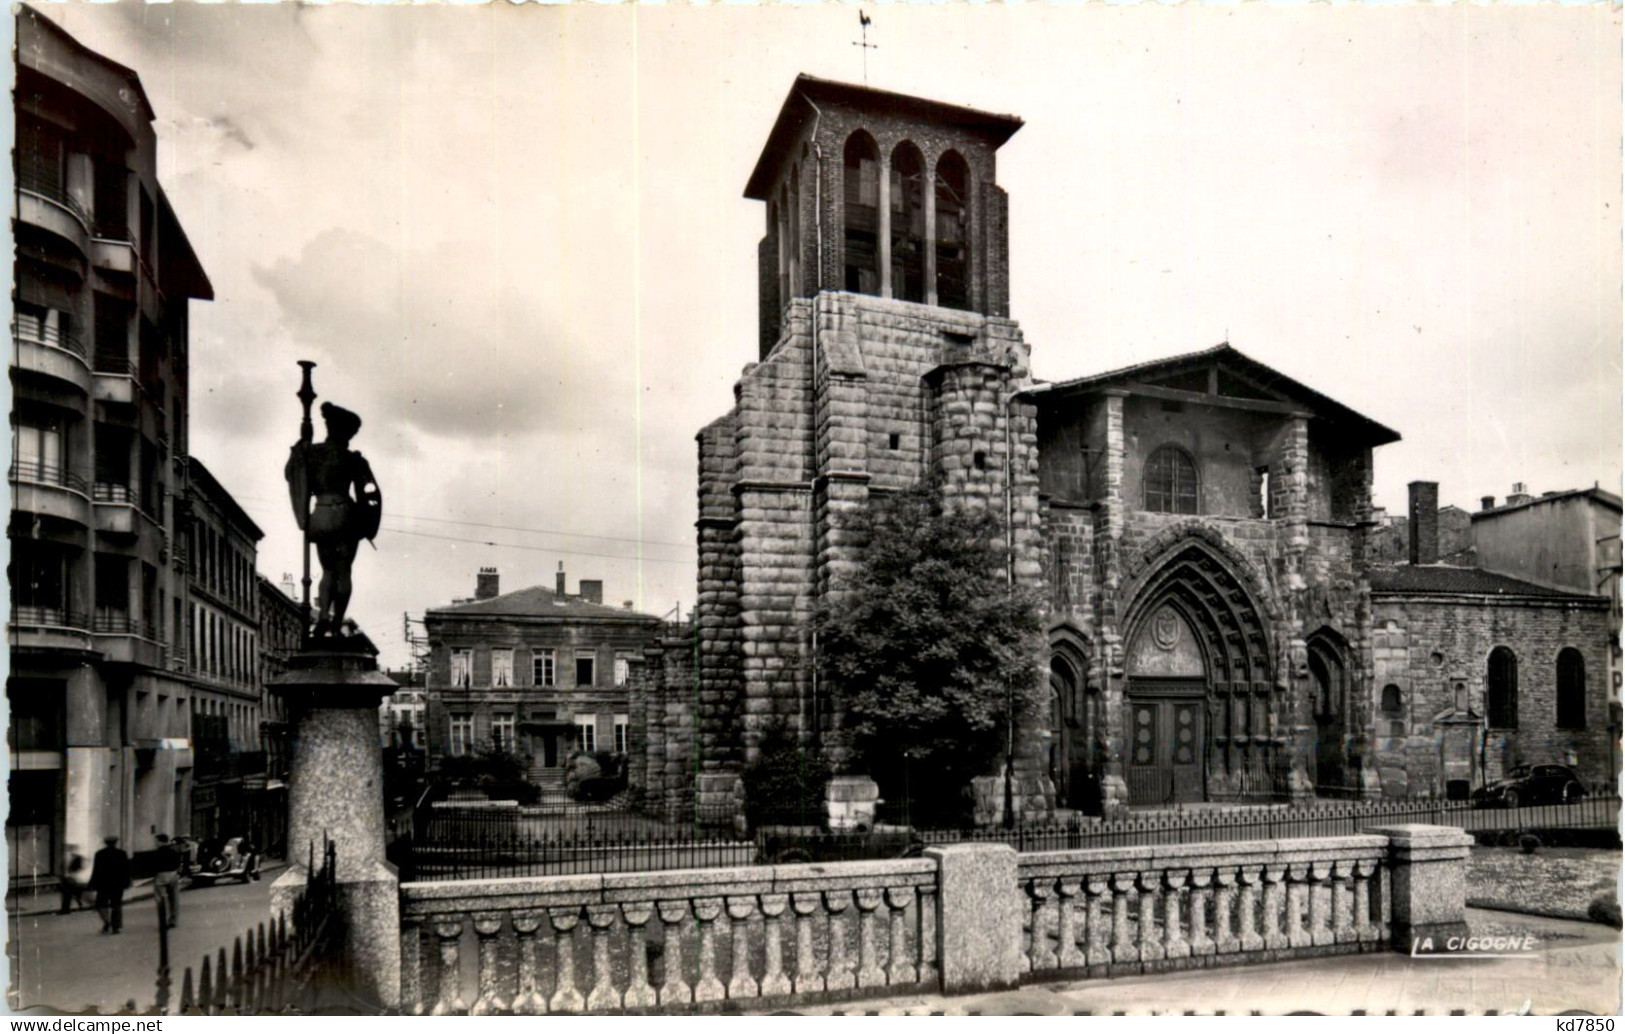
[890,141,926,303]
[1486,646,1518,729]
[842,131,880,295]
[935,150,971,310]
[1380,684,1403,714]
[1556,647,1586,729]
[1143,445,1199,514]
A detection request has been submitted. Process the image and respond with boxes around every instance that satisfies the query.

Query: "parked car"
[1472,764,1586,809]
[186,837,260,887]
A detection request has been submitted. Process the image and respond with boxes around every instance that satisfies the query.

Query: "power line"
[379,526,696,567]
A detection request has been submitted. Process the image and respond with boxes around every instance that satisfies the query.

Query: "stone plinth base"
[926,843,1021,994]
[1364,823,1474,952]
[825,775,880,832]
[272,861,400,1011]
[695,772,741,828]
[971,772,1055,828]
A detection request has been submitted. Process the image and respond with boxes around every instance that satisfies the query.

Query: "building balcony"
[91,357,137,405]
[15,171,91,257]
[91,481,142,535]
[10,461,92,526]
[91,611,165,667]
[12,317,91,393]
[9,606,92,653]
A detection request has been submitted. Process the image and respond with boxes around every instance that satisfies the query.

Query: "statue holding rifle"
[285,362,382,639]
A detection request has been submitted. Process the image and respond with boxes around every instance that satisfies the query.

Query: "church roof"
[1369,565,1604,601]
[1025,343,1402,448]
[744,74,1025,201]
[427,585,661,622]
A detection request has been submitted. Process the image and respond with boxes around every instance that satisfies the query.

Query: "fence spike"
[197,956,213,1015]
[232,935,246,1011]
[215,947,230,1010]
[179,967,195,1016]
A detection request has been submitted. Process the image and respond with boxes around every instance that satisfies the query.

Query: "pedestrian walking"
[89,836,130,934]
[57,845,86,915]
[152,834,182,928]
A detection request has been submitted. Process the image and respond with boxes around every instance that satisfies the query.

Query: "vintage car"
[186,837,260,886]
[1471,764,1587,809]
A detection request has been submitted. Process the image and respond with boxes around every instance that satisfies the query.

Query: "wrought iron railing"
[93,353,137,377]
[159,840,351,1015]
[16,166,91,226]
[93,480,140,506]
[10,605,88,631]
[92,611,158,640]
[13,315,88,361]
[10,459,89,494]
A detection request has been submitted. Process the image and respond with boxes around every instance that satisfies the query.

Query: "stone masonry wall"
[1370,595,1613,795]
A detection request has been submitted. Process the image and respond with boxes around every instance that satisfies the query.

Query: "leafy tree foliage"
[741,722,831,828]
[815,485,1045,820]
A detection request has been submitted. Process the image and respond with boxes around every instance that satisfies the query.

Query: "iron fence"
[158,840,351,1015]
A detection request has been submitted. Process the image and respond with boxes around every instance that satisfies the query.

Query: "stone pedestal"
[271,643,401,1010]
[695,771,742,829]
[825,775,880,832]
[925,843,1021,994]
[1365,823,1473,951]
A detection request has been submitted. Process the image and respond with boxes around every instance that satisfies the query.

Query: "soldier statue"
[286,397,382,638]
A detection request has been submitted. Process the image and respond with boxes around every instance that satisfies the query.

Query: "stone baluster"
[657,901,692,1006]
[1353,859,1379,944]
[399,918,424,1015]
[1213,868,1238,954]
[548,908,586,1014]
[1284,864,1311,949]
[1237,866,1264,952]
[825,890,856,992]
[1188,869,1215,957]
[1084,876,1111,967]
[585,905,622,1011]
[791,893,825,995]
[884,887,918,985]
[469,913,510,1016]
[1026,878,1057,971]
[510,912,548,1015]
[1055,880,1084,970]
[854,888,886,988]
[1330,861,1356,945]
[915,883,939,987]
[726,897,760,1000]
[691,898,726,1003]
[621,904,659,1010]
[430,919,467,1016]
[759,894,793,997]
[1261,866,1287,951]
[1309,863,1335,947]
[1163,870,1189,960]
[1377,862,1392,943]
[1110,873,1138,963]
[1137,871,1164,963]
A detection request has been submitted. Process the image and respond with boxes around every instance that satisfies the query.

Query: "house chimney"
[475,566,500,600]
[1408,481,1439,565]
[1480,496,1495,512]
[623,600,634,610]
[555,561,566,598]
[578,580,603,605]
[1507,482,1533,507]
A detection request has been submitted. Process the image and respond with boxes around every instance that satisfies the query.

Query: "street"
[8,870,281,1014]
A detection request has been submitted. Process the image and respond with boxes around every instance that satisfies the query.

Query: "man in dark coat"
[89,836,131,934]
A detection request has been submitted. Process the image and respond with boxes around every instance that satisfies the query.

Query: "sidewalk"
[756,910,1623,1017]
[7,861,289,920]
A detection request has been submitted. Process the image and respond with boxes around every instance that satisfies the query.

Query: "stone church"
[628,75,1613,822]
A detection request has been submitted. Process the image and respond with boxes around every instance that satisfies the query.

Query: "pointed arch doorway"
[1122,542,1277,806]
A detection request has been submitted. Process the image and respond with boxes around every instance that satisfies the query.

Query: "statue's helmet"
[320,402,362,439]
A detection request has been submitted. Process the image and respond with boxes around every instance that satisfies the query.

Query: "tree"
[814,484,1046,823]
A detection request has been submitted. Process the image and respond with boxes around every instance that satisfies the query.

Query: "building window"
[13,419,64,484]
[450,649,472,688]
[449,713,473,757]
[492,713,516,754]
[1556,647,1586,729]
[575,714,597,753]
[1487,646,1518,729]
[889,140,926,304]
[935,150,971,310]
[842,130,881,295]
[575,650,595,687]
[1380,684,1403,715]
[1144,445,1200,515]
[491,648,514,688]
[614,714,629,755]
[532,648,556,687]
[614,653,632,687]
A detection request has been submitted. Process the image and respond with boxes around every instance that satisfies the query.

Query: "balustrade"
[398,859,939,1014]
[1016,836,1388,976]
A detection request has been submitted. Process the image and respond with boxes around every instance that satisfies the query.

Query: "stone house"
[632,74,1614,822]
[422,566,664,787]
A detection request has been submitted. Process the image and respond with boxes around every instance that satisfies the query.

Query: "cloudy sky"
[33,2,1621,668]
